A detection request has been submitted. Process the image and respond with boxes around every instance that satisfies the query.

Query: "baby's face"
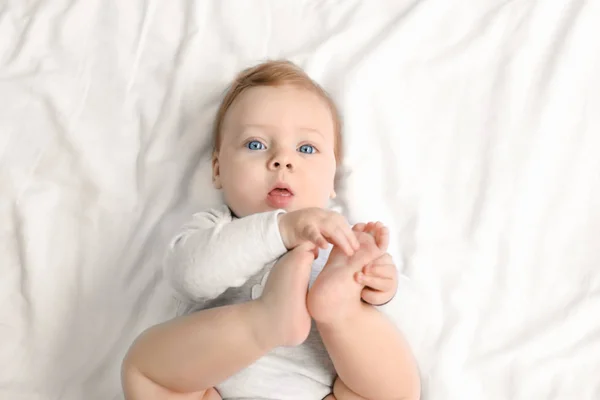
[213,85,337,217]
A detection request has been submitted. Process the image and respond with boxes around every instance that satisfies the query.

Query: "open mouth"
[269,187,293,196]
[266,183,294,208]
[269,182,294,196]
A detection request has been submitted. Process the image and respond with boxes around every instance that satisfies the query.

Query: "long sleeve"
[164,205,288,303]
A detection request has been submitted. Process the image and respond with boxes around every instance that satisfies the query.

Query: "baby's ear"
[212,153,222,189]
[333,164,350,199]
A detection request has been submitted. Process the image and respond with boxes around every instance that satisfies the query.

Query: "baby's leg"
[332,377,369,400]
[308,225,418,399]
[124,363,223,399]
[321,377,369,400]
[259,242,316,346]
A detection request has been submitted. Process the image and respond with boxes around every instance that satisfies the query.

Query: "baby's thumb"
[298,241,320,259]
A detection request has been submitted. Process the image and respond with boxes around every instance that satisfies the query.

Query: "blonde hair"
[212,60,342,163]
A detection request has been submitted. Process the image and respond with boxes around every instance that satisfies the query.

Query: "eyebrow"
[242,123,325,138]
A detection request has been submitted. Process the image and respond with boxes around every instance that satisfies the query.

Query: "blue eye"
[246,140,266,151]
[298,144,316,154]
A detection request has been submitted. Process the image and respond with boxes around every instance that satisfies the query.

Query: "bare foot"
[256,243,317,347]
[307,230,385,324]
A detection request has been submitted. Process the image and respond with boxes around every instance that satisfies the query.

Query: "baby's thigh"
[164,387,221,400]
[332,377,368,400]
[124,365,221,400]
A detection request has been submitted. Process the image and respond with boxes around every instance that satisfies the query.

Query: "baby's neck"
[227,206,240,219]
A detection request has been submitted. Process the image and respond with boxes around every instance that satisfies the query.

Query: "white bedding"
[1,1,599,399]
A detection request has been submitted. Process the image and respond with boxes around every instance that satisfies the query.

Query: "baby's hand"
[352,222,397,305]
[355,253,398,306]
[278,208,360,256]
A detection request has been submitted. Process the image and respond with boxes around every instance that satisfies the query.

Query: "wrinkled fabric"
[1,1,599,399]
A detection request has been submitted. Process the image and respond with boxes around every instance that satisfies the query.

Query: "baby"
[122,60,420,400]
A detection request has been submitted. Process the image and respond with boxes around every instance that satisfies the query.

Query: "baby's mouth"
[266,185,294,208]
[269,188,293,196]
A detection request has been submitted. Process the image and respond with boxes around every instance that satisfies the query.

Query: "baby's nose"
[270,152,294,170]
[271,160,293,169]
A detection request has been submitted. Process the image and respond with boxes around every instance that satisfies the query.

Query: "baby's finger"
[297,242,320,259]
[308,227,329,249]
[352,223,366,232]
[360,288,391,306]
[375,223,389,251]
[368,253,394,267]
[363,264,397,279]
[324,227,354,255]
[343,225,360,250]
[332,214,359,250]
[355,272,395,292]
[311,246,320,259]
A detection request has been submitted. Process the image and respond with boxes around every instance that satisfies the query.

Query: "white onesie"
[164,205,377,399]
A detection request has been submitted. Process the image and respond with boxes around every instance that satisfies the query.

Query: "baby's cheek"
[306,168,334,195]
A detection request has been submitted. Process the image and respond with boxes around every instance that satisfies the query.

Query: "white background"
[1,1,599,399]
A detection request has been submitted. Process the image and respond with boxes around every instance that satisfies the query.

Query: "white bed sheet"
[1,1,599,399]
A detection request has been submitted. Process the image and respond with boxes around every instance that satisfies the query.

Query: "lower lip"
[267,191,293,208]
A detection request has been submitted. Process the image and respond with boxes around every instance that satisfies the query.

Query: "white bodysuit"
[163,205,384,399]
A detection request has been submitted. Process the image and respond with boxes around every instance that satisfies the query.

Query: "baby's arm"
[164,205,287,302]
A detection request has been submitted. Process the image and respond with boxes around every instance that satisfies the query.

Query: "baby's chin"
[228,200,327,217]
[273,201,330,213]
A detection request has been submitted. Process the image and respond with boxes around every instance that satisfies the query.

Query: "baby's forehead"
[224,86,336,134]
[236,85,330,112]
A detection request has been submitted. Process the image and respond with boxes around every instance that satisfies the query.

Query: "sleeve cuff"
[261,209,288,260]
